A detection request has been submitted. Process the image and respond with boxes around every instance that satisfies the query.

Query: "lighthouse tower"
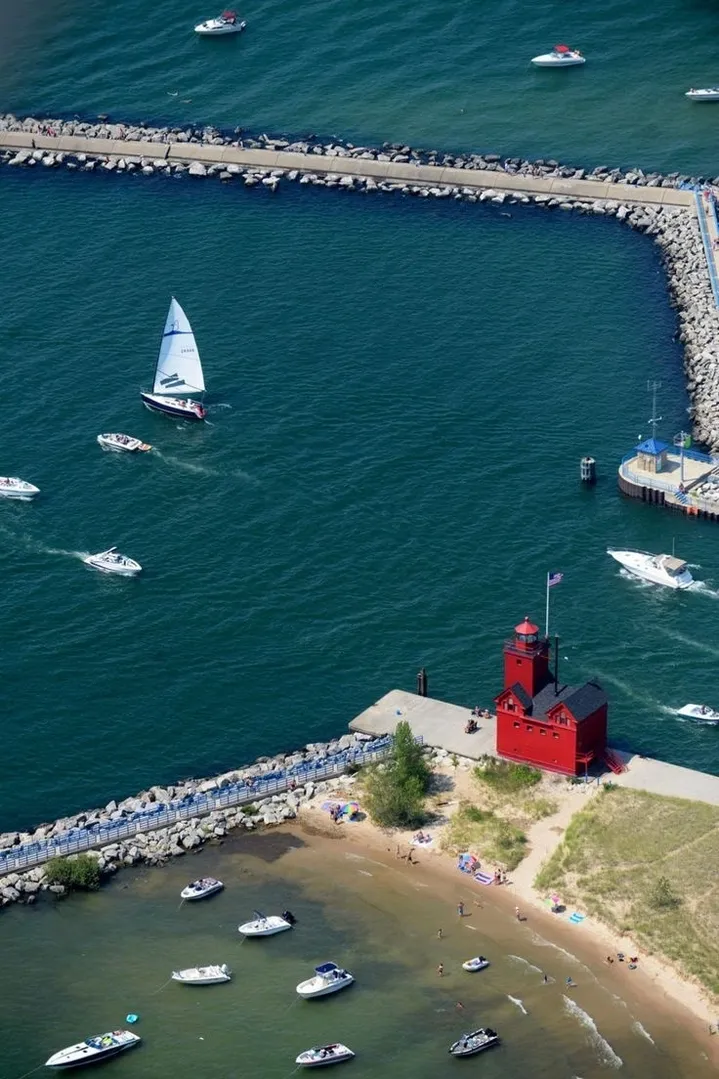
[503,618,551,699]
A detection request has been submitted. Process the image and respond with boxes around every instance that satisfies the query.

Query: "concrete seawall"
[0,128,696,208]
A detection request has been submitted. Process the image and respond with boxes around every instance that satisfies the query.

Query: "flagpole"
[545,572,550,638]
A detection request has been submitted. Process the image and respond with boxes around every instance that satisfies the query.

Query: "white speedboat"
[140,298,207,422]
[448,1028,500,1058]
[462,955,490,972]
[607,548,693,590]
[180,877,224,901]
[83,548,142,577]
[238,910,293,937]
[296,962,354,999]
[676,703,719,724]
[194,10,246,34]
[686,88,719,101]
[97,433,152,454]
[45,1030,140,1069]
[0,476,40,500]
[172,963,231,985]
[531,44,585,66]
[296,1044,355,1068]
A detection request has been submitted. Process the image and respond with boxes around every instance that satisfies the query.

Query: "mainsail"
[153,297,205,396]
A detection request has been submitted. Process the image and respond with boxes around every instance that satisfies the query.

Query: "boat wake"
[507,995,528,1014]
[153,451,223,477]
[508,955,544,975]
[687,580,719,599]
[41,546,89,561]
[658,628,719,660]
[563,997,623,1068]
[631,1020,655,1044]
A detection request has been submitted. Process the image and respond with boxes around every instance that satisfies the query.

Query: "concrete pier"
[0,128,696,208]
[350,689,719,807]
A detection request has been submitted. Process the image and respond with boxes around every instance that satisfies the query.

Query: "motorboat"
[140,298,207,422]
[45,1031,140,1069]
[194,10,246,34]
[171,964,231,984]
[462,955,490,972]
[448,1028,500,1058]
[97,433,152,454]
[686,88,719,101]
[0,476,40,500]
[531,44,585,67]
[296,962,354,998]
[82,548,142,577]
[676,703,719,724]
[607,548,693,590]
[238,910,294,937]
[296,1044,355,1068]
[180,876,224,901]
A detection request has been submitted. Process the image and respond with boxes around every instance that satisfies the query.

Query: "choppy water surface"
[1,832,712,1079]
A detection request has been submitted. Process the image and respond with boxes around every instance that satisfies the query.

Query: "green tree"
[363,721,430,829]
[650,875,681,910]
[44,854,102,891]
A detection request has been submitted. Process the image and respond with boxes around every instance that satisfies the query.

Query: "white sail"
[153,297,205,396]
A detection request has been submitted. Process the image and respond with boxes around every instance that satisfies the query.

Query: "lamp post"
[673,431,690,485]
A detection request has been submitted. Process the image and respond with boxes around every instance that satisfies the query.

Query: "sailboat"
[140,297,207,421]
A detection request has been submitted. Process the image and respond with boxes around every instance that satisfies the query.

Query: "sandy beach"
[298,765,719,1049]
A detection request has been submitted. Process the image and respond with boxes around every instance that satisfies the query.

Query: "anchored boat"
[686,88,719,101]
[238,910,294,937]
[462,955,490,972]
[194,10,246,34]
[448,1028,500,1057]
[296,962,354,998]
[180,877,224,901]
[141,298,207,422]
[45,1030,140,1069]
[0,476,40,500]
[171,964,231,985]
[531,44,585,67]
[296,1044,355,1067]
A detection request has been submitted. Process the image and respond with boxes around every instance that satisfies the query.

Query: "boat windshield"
[663,555,688,576]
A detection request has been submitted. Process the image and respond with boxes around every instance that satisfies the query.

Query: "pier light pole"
[647,380,662,438]
[673,431,690,484]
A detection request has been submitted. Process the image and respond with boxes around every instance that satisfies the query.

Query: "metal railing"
[694,191,719,309]
[619,460,719,515]
[0,736,393,874]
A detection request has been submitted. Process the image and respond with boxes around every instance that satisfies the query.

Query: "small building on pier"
[494,618,608,776]
[618,437,719,520]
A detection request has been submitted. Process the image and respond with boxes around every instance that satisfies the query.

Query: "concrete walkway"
[351,689,719,807]
[0,129,696,208]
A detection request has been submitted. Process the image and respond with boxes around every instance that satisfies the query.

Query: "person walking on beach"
[437,928,443,939]
[437,963,444,977]
[515,906,522,921]
[457,900,465,917]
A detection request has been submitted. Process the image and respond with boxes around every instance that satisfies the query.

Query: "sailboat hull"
[140,393,206,422]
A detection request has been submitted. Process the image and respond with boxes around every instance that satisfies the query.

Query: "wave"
[41,547,89,560]
[631,1020,655,1045]
[529,933,594,976]
[658,628,719,659]
[508,954,543,975]
[507,995,527,1014]
[563,997,623,1068]
[688,580,719,600]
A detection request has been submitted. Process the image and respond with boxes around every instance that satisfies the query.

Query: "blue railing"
[0,736,393,874]
[694,191,719,309]
[621,445,717,467]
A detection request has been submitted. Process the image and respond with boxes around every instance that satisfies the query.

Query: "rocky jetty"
[0,112,716,446]
[0,732,384,908]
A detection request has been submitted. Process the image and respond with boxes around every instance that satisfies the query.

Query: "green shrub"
[474,757,542,796]
[45,854,101,891]
[650,875,681,910]
[363,721,430,829]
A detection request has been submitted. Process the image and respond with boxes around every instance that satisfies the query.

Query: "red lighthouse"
[495,618,608,776]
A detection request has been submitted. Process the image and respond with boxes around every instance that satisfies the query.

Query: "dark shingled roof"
[531,680,607,722]
[506,682,533,711]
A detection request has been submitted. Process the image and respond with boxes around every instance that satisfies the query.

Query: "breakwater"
[2,113,718,449]
[0,732,389,906]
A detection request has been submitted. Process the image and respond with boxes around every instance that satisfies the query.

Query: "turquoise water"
[2,0,719,830]
[1,831,713,1079]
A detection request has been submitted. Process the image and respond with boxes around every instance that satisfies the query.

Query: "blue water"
[1,0,719,829]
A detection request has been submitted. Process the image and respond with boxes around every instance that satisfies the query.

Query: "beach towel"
[568,912,586,924]
[474,871,494,885]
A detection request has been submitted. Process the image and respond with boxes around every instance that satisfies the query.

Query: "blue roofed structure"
[635,437,670,455]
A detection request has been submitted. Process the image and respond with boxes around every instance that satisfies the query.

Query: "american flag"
[547,572,564,588]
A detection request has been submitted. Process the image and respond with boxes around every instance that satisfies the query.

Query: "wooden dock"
[0,129,696,208]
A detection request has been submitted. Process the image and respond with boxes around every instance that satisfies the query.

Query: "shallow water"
[1,830,712,1079]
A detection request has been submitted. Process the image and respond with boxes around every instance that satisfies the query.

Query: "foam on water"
[632,1021,655,1044]
[508,955,544,975]
[507,995,528,1014]
[564,997,623,1068]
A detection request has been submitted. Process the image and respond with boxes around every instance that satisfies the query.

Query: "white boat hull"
[141,393,206,422]
[608,549,693,590]
[462,958,490,972]
[46,1032,140,1069]
[97,434,151,454]
[0,477,40,500]
[195,19,246,34]
[172,964,231,984]
[180,879,224,901]
[531,53,585,66]
[686,89,719,101]
[296,974,354,998]
[676,703,719,723]
[296,1045,355,1067]
[83,550,142,577]
[238,915,292,936]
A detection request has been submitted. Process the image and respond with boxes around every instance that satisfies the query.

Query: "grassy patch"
[442,802,528,870]
[521,796,559,822]
[45,854,101,891]
[474,757,542,796]
[533,786,719,995]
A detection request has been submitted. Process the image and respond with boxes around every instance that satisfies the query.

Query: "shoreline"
[293,770,719,1039]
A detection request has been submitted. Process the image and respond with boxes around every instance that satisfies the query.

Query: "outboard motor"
[282,909,297,925]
